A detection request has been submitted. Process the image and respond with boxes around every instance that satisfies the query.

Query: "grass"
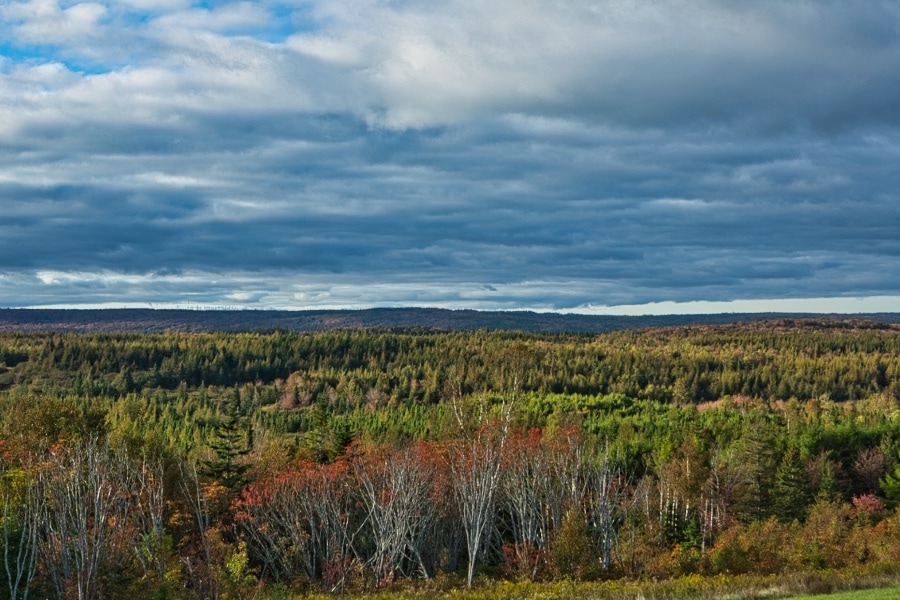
[285,577,900,600]
[261,565,900,600]
[787,588,900,600]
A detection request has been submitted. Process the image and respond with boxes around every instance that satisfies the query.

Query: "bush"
[795,500,853,569]
[737,518,795,574]
[707,524,750,575]
[548,510,596,580]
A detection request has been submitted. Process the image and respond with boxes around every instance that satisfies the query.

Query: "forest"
[1,319,900,599]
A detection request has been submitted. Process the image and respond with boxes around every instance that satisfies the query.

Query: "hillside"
[2,316,900,598]
[2,307,900,333]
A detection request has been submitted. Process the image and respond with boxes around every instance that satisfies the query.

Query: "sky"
[1,1,900,315]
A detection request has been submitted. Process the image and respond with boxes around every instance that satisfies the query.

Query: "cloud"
[3,0,108,45]
[0,1,898,311]
[153,3,272,34]
[281,0,900,130]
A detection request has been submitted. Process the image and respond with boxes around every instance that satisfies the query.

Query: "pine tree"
[202,395,251,490]
[735,415,777,522]
[879,452,900,509]
[773,445,811,522]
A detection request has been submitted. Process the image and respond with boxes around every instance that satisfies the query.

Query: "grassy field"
[789,588,900,600]
[290,577,900,600]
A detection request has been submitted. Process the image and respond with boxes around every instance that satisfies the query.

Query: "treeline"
[0,321,900,598]
[3,320,900,404]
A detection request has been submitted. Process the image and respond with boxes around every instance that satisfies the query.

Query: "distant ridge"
[1,308,899,334]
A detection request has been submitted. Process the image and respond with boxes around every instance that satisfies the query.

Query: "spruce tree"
[202,393,251,490]
[773,445,812,522]
[880,453,900,509]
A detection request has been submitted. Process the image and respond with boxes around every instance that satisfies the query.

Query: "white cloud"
[277,0,900,129]
[132,172,216,188]
[572,296,900,316]
[152,2,272,34]
[4,0,108,44]
[118,0,191,11]
[13,268,900,315]
[5,1,899,131]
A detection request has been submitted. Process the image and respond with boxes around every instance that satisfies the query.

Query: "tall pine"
[773,445,812,522]
[202,391,251,490]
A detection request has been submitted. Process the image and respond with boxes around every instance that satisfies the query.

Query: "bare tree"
[501,427,585,580]
[1,461,41,600]
[300,460,363,593]
[237,459,363,590]
[700,448,753,551]
[446,394,514,588]
[621,475,652,576]
[132,458,168,586]
[36,438,135,600]
[853,447,887,494]
[352,443,440,586]
[584,443,624,573]
[178,461,219,600]
[237,467,316,583]
[501,429,551,579]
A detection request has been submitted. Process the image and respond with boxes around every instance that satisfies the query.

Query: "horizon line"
[4,295,900,317]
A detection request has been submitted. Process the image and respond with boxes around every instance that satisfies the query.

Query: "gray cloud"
[0,1,899,311]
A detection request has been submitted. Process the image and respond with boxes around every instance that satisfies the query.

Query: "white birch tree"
[446,395,513,588]
[1,462,40,600]
[37,438,135,600]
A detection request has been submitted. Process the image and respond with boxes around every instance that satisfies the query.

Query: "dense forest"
[1,319,900,599]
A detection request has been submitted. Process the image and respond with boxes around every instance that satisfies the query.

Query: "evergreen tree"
[202,396,251,490]
[879,453,900,509]
[773,445,811,522]
[734,415,777,522]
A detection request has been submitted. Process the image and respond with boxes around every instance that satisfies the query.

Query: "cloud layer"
[1,1,899,312]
